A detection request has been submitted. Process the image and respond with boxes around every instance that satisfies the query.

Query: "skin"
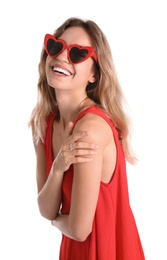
[33,26,117,242]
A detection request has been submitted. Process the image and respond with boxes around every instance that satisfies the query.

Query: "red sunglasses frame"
[44,34,98,64]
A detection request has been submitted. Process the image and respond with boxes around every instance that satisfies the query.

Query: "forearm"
[52,215,74,239]
[52,214,91,242]
[38,168,64,220]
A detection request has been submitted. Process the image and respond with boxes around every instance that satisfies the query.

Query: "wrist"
[51,162,64,177]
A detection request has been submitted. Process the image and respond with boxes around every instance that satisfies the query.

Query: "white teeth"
[53,67,71,76]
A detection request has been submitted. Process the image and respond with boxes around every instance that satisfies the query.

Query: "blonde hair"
[28,17,136,164]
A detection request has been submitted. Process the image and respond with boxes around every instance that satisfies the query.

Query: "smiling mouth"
[52,66,72,76]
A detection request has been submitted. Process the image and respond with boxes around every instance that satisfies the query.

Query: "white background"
[0,0,166,259]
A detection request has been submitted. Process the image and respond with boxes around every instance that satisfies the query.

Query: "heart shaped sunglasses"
[44,34,98,64]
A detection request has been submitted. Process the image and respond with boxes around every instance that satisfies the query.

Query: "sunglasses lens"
[70,47,89,63]
[47,39,63,56]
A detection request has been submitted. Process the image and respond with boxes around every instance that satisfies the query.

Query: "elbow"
[39,210,56,221]
[70,224,92,242]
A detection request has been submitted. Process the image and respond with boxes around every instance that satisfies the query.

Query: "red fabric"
[44,106,145,260]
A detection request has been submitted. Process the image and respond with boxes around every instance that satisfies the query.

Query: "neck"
[55,90,93,129]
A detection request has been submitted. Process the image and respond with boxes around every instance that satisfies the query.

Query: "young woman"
[29,17,145,259]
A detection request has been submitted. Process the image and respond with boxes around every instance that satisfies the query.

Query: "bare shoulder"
[74,113,114,145]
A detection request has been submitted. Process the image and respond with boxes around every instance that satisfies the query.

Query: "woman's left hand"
[52,122,98,174]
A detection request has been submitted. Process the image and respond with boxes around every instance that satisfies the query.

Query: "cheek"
[76,60,94,77]
[45,56,50,71]
[45,56,52,78]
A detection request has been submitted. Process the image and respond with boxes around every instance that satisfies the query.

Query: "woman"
[29,17,145,259]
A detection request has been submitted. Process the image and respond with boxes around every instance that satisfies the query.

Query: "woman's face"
[45,26,96,92]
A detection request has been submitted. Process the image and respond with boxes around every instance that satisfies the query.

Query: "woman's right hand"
[52,122,98,173]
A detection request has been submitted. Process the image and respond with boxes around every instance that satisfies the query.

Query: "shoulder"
[76,112,109,127]
[73,112,114,146]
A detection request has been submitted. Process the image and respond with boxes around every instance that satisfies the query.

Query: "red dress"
[44,106,145,260]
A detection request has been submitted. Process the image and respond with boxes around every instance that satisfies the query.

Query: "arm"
[33,134,64,220]
[52,114,116,241]
[33,122,97,220]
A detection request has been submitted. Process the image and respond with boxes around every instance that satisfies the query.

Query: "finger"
[63,131,89,152]
[71,148,97,157]
[64,132,90,152]
[72,141,98,150]
[62,146,97,157]
[68,130,88,145]
[70,156,94,164]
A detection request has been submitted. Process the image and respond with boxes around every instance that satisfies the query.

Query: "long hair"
[28,17,136,164]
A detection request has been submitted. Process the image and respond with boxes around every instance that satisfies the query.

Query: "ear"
[88,74,96,83]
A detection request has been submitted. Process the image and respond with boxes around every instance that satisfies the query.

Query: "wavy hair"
[28,17,136,164]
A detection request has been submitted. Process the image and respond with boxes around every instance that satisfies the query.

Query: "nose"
[56,48,69,62]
